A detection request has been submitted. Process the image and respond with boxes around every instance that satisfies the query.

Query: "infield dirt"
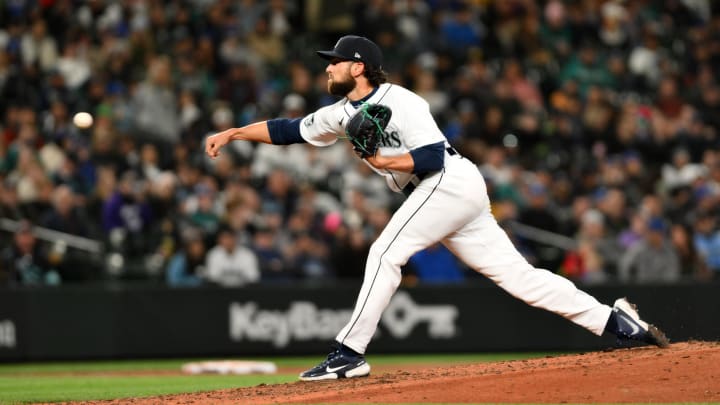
[66,341,720,404]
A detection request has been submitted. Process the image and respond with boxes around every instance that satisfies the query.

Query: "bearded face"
[328,62,358,96]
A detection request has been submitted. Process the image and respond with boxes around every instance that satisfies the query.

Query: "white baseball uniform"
[300,83,613,354]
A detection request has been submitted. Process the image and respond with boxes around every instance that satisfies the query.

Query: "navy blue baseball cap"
[317,35,383,69]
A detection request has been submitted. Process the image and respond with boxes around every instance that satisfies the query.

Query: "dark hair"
[364,65,388,87]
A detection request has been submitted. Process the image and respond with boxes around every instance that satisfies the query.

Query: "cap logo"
[354,52,361,59]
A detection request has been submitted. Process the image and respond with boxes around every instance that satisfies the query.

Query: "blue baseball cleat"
[609,298,670,348]
[299,346,371,381]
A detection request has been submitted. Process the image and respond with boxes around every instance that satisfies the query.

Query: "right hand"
[205,130,232,158]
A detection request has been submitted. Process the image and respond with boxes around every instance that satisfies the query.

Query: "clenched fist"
[205,130,232,158]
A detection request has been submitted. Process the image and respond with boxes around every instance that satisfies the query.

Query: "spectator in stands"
[38,182,99,281]
[41,100,72,145]
[595,188,628,237]
[669,222,701,280]
[618,217,681,283]
[575,208,622,278]
[204,224,259,287]
[518,182,563,271]
[49,150,92,197]
[618,212,647,251]
[620,151,650,205]
[598,0,629,50]
[692,211,720,281]
[628,31,662,91]
[693,83,720,134]
[0,175,22,219]
[440,4,484,61]
[559,41,614,97]
[413,69,449,118]
[146,171,179,226]
[247,16,285,66]
[258,168,297,222]
[540,0,572,60]
[0,220,60,286]
[3,120,40,176]
[651,77,697,143]
[131,55,180,163]
[500,59,544,112]
[183,182,222,238]
[282,193,331,280]
[138,143,162,182]
[101,171,153,256]
[55,34,91,91]
[20,19,59,72]
[41,184,90,237]
[661,147,706,193]
[251,223,289,282]
[561,238,607,285]
[285,230,330,280]
[581,86,616,151]
[14,146,54,221]
[166,228,205,288]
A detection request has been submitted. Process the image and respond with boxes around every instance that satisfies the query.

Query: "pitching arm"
[206,121,272,158]
[205,118,309,159]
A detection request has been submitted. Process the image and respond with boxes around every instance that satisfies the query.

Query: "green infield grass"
[0,353,556,404]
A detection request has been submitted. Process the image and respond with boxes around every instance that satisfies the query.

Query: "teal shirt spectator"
[539,24,573,60]
[559,47,615,97]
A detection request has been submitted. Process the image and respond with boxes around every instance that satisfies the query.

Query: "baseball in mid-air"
[73,112,94,128]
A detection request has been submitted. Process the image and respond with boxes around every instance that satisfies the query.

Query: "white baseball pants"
[336,154,613,354]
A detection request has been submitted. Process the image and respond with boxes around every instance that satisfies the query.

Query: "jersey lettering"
[389,131,401,147]
[379,130,402,148]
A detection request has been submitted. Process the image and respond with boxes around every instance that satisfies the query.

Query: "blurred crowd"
[2,0,720,288]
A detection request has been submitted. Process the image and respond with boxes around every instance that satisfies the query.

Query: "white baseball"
[73,112,94,128]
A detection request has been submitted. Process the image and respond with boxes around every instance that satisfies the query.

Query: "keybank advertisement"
[228,291,459,347]
[4,284,711,360]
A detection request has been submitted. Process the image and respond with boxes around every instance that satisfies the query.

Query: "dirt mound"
[87,341,720,404]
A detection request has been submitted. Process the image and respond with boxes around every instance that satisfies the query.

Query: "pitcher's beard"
[328,76,356,96]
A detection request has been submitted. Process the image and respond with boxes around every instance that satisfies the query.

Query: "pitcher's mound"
[116,341,720,404]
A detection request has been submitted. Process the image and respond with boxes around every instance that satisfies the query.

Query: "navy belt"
[402,147,459,196]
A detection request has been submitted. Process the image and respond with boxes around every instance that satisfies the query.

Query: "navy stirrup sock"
[337,341,362,357]
[604,310,621,335]
[604,308,643,339]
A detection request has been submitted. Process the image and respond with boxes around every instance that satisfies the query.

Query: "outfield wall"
[0,282,718,361]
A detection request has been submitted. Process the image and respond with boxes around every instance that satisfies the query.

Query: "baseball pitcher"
[205,35,669,381]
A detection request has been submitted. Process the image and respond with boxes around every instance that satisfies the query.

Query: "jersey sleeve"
[299,101,345,147]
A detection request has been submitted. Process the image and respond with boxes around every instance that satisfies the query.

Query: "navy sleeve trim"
[267,118,306,145]
[409,141,445,174]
